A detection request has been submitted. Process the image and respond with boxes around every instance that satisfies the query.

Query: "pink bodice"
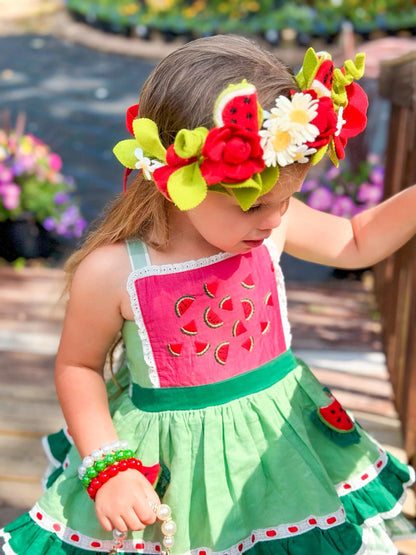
[126,243,289,388]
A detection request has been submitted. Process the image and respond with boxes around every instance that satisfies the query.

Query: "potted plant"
[0,114,87,261]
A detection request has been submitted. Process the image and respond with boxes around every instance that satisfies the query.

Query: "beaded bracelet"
[78,441,144,500]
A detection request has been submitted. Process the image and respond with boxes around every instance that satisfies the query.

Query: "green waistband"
[130,349,297,412]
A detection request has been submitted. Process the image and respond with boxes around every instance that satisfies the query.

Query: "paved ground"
[0,1,415,552]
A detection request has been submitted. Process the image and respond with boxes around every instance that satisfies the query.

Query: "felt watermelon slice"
[219,295,233,311]
[195,341,210,356]
[241,298,255,321]
[167,343,183,357]
[204,282,219,298]
[142,463,161,486]
[204,308,224,328]
[214,342,229,365]
[241,274,255,289]
[311,390,361,446]
[180,320,198,335]
[213,81,261,133]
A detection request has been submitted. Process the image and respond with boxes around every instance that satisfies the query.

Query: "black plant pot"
[0,219,55,261]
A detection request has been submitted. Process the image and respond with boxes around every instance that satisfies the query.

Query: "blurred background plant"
[0,113,87,240]
[65,0,416,44]
[297,153,385,218]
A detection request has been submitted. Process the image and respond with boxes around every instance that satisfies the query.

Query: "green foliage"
[66,0,416,38]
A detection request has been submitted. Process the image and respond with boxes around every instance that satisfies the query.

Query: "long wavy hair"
[64,34,298,282]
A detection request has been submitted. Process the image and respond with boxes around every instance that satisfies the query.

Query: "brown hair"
[65,34,298,280]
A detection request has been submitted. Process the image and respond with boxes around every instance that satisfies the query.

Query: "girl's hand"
[94,469,160,532]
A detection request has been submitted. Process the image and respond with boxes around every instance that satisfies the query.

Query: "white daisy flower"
[134,147,164,180]
[259,124,300,167]
[335,106,346,137]
[293,144,317,164]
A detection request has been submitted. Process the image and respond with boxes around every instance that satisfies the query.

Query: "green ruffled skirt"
[1,350,415,554]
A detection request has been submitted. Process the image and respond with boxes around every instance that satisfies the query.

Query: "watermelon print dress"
[1,239,415,555]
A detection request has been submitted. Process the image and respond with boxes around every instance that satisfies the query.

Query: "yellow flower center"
[272,130,291,152]
[290,109,310,125]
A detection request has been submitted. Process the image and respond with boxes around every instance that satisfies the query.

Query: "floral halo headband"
[113,47,368,211]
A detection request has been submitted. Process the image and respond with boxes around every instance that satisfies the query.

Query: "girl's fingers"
[110,516,130,534]
[98,514,113,533]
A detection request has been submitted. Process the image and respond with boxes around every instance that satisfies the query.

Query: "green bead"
[124,449,134,459]
[86,467,98,478]
[82,475,91,487]
[115,450,125,461]
[94,460,107,472]
[104,454,115,465]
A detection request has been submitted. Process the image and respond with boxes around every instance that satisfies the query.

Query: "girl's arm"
[54,244,159,532]
[283,185,416,268]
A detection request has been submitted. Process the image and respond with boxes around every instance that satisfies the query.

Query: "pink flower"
[48,152,63,172]
[369,166,384,187]
[330,195,356,217]
[307,186,333,211]
[0,182,21,210]
[301,179,319,193]
[357,182,384,205]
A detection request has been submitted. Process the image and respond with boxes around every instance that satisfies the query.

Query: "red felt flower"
[302,90,338,149]
[153,145,197,197]
[200,125,265,185]
[333,82,368,160]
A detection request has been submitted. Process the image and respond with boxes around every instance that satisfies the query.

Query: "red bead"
[127,458,137,468]
[87,486,96,498]
[90,478,102,490]
[135,459,143,471]
[119,460,128,472]
[98,471,110,483]
[108,465,119,477]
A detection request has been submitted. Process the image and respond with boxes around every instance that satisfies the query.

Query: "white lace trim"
[336,447,389,496]
[25,503,350,554]
[0,529,14,555]
[264,238,292,349]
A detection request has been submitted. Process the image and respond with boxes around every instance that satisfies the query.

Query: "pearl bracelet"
[78,440,130,480]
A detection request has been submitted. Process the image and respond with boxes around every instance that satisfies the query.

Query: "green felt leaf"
[295,47,321,90]
[133,118,166,162]
[232,186,262,211]
[310,145,328,166]
[260,165,279,195]
[113,139,140,169]
[167,163,207,211]
[174,127,208,159]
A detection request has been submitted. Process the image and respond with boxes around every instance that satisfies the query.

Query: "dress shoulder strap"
[126,239,150,271]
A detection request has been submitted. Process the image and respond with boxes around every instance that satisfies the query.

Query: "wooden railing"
[374,51,416,465]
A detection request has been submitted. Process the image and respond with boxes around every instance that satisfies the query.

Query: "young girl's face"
[184,168,307,254]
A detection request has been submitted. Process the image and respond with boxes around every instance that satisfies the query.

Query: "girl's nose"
[259,209,281,231]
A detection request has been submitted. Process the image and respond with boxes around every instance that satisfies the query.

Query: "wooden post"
[375,51,416,464]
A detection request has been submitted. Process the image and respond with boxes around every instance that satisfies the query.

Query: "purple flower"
[325,166,341,181]
[73,218,87,237]
[330,195,356,217]
[0,165,14,184]
[357,182,384,204]
[42,216,56,231]
[54,192,70,205]
[301,179,319,193]
[367,153,381,165]
[369,166,384,186]
[307,186,333,211]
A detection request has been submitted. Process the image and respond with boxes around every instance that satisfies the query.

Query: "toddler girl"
[1,34,416,555]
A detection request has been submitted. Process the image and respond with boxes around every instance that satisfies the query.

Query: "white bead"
[102,444,113,455]
[111,440,121,451]
[91,449,103,461]
[78,465,86,476]
[163,535,175,548]
[82,456,94,468]
[113,529,126,541]
[161,519,176,536]
[157,504,172,521]
[119,440,129,450]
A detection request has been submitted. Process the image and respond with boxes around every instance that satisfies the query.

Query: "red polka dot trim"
[336,448,388,496]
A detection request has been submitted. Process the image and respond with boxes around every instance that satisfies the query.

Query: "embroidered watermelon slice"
[260,321,271,335]
[317,397,354,432]
[232,320,247,337]
[213,81,261,133]
[175,295,195,317]
[204,282,219,298]
[180,320,198,335]
[242,336,254,352]
[204,307,224,328]
[264,292,274,306]
[241,274,255,289]
[241,298,255,320]
[167,343,183,357]
[219,295,233,311]
[195,341,210,356]
[215,342,229,365]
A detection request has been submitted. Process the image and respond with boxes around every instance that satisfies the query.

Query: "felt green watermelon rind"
[213,80,259,129]
[310,410,361,446]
